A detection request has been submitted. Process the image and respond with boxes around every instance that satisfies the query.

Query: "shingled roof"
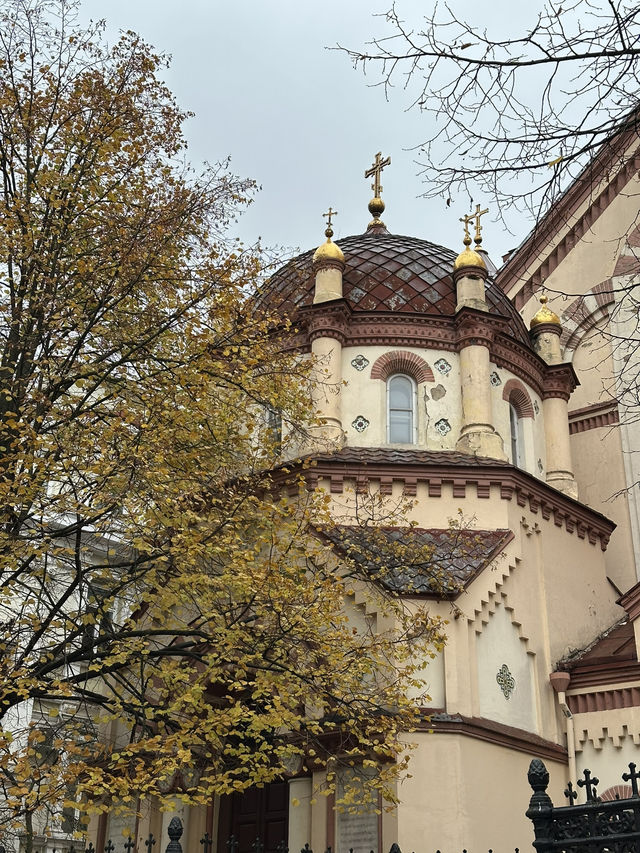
[320,525,512,596]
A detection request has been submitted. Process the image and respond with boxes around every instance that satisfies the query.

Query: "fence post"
[525,760,554,853]
[165,818,184,853]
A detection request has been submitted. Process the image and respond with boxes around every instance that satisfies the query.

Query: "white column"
[288,778,313,853]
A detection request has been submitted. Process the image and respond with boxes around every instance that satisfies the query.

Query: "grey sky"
[78,1,532,265]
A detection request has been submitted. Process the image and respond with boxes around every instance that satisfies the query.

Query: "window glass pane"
[389,411,412,443]
[389,376,412,408]
[388,375,414,443]
[509,403,520,466]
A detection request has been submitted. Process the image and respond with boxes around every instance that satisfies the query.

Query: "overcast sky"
[77,0,533,265]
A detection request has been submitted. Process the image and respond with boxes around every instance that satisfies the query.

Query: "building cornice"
[569,400,620,435]
[419,712,567,762]
[274,449,615,551]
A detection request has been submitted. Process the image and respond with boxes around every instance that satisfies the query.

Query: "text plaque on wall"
[336,768,379,853]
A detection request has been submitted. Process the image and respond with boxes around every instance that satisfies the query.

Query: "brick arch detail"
[370,351,434,384]
[502,379,534,419]
[600,785,633,802]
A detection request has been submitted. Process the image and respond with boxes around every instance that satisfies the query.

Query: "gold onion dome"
[313,225,345,265]
[530,295,561,328]
[453,235,487,271]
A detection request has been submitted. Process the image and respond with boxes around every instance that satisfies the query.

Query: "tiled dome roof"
[260,228,530,345]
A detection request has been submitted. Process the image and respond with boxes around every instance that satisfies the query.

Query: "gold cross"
[459,211,475,246]
[365,151,391,197]
[323,207,338,229]
[460,204,489,246]
[473,204,489,246]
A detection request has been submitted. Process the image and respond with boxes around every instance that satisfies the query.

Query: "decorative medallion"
[434,418,451,436]
[496,663,515,699]
[434,358,452,376]
[490,371,502,387]
[534,400,540,415]
[351,354,369,372]
[352,415,370,433]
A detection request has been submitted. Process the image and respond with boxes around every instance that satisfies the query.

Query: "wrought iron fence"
[80,820,521,853]
[526,758,640,853]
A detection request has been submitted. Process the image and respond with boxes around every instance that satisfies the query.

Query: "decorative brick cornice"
[303,299,352,344]
[289,309,579,406]
[542,363,579,401]
[619,581,640,622]
[569,400,619,434]
[370,351,434,384]
[454,306,509,348]
[419,712,567,762]
[567,681,640,713]
[276,448,615,550]
[503,378,534,418]
[312,258,344,273]
[530,322,562,340]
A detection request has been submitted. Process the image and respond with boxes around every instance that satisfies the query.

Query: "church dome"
[261,228,530,346]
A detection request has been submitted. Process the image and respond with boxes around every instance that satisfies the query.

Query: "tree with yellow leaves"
[0,1,448,849]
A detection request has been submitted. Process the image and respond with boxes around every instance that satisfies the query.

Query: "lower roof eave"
[275,447,615,551]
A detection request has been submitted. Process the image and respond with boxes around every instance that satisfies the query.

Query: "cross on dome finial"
[365,151,391,228]
[365,151,391,198]
[323,206,338,238]
[460,204,489,248]
[473,204,489,247]
[459,211,474,247]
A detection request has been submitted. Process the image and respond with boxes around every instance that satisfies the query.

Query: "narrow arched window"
[509,402,522,467]
[387,374,416,444]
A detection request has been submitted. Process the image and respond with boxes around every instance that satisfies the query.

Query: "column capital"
[541,363,578,401]
[454,306,509,349]
[304,299,351,345]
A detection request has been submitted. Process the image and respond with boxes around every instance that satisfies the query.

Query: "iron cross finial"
[365,151,391,198]
[623,762,640,797]
[577,768,599,802]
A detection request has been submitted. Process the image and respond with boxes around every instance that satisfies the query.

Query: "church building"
[97,142,640,853]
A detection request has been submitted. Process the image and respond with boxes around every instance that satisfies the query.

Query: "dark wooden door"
[217,781,289,853]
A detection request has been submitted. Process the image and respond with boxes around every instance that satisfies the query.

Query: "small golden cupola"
[313,207,345,267]
[313,207,345,304]
[530,294,561,328]
[529,294,563,365]
[454,204,488,272]
[454,205,489,312]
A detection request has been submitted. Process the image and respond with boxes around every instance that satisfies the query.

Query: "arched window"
[387,375,416,444]
[502,379,534,470]
[509,402,523,467]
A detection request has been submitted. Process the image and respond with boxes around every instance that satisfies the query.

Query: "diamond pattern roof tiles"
[260,228,530,344]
